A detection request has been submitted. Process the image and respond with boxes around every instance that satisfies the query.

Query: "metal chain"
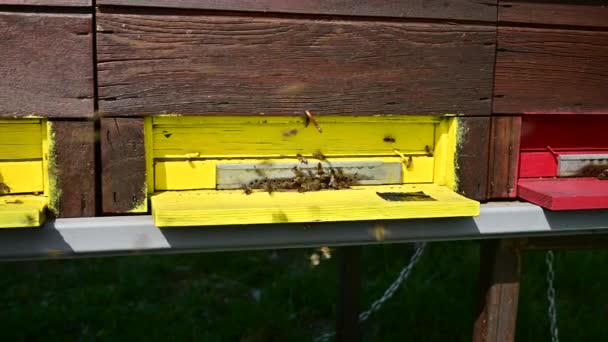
[358,242,427,322]
[545,250,559,342]
[314,242,427,342]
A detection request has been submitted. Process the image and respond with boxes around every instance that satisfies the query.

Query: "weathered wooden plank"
[0,0,90,6]
[97,10,495,116]
[499,0,608,28]
[0,12,93,118]
[100,118,147,213]
[97,0,497,22]
[494,27,608,114]
[474,239,523,342]
[336,246,361,342]
[487,116,521,199]
[49,121,96,217]
[456,117,490,201]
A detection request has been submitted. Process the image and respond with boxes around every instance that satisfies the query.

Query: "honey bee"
[242,184,253,195]
[0,182,10,195]
[282,128,299,137]
[406,156,413,169]
[312,150,326,161]
[305,110,323,133]
[296,153,308,164]
[425,145,433,156]
[317,162,325,175]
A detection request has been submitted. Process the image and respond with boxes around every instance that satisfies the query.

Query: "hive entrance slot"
[216,160,403,192]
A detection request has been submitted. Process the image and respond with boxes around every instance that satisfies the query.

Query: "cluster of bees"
[242,151,359,195]
[579,164,608,180]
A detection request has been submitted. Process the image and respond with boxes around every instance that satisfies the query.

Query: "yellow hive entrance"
[0,119,48,228]
[146,116,479,227]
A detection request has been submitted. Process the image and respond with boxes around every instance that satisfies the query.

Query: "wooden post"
[336,246,362,342]
[474,239,524,342]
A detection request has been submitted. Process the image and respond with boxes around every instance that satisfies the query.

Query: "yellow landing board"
[152,184,479,227]
[0,195,47,228]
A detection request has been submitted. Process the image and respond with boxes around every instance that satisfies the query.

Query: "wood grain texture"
[518,178,608,210]
[499,0,608,28]
[456,117,490,201]
[101,118,147,213]
[487,116,521,199]
[0,0,90,6]
[50,121,95,218]
[0,12,93,118]
[494,27,608,114]
[96,10,495,117]
[474,239,523,342]
[97,0,497,21]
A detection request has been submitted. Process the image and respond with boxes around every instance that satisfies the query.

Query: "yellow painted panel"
[152,116,436,158]
[0,123,43,159]
[0,119,41,124]
[0,161,44,194]
[0,195,47,228]
[155,156,434,190]
[152,116,441,126]
[433,117,458,190]
[151,184,479,227]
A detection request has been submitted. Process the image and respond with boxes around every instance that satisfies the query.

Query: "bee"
[242,184,253,195]
[425,145,433,156]
[282,128,299,137]
[265,179,275,194]
[406,156,413,169]
[312,150,326,161]
[305,110,323,133]
[0,182,10,195]
[383,136,396,143]
[296,153,308,164]
[598,169,608,180]
[317,162,325,175]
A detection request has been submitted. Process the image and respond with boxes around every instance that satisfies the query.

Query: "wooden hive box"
[0,0,95,227]
[487,0,608,209]
[96,0,496,225]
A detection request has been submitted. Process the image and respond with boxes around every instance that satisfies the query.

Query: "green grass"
[0,242,607,341]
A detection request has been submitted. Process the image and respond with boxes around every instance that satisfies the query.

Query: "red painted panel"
[521,115,608,151]
[518,178,608,210]
[519,150,608,178]
[519,152,556,178]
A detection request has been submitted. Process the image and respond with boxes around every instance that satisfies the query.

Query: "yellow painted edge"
[432,117,458,190]
[445,117,458,191]
[152,115,442,126]
[0,118,42,124]
[128,185,149,213]
[145,117,154,197]
[45,121,60,215]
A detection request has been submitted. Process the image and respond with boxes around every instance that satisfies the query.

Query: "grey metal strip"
[0,202,608,260]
